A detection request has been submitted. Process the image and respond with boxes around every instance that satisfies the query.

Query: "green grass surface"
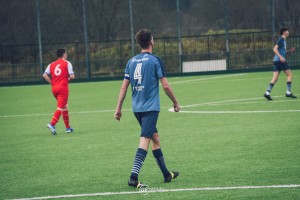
[0,71,299,200]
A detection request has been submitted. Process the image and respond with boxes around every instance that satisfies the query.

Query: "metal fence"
[1,31,300,84]
[0,32,300,83]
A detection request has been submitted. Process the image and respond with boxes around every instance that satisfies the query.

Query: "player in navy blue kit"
[264,27,297,100]
[114,29,180,188]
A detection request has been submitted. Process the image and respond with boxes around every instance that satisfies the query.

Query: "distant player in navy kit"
[264,27,297,100]
[114,29,180,188]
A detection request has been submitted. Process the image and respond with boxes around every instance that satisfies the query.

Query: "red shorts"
[52,89,69,108]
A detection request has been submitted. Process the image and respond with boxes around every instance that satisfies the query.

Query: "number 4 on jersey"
[134,63,142,84]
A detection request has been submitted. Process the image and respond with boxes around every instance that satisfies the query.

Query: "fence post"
[207,35,211,60]
[224,0,230,70]
[119,40,123,72]
[35,0,43,79]
[82,0,91,80]
[129,0,135,57]
[176,0,182,72]
[271,0,275,43]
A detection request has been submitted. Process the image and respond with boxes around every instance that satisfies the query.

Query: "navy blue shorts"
[134,111,159,138]
[273,61,290,72]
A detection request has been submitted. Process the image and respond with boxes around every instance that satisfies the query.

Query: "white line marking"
[180,96,279,108]
[188,99,298,107]
[9,184,300,200]
[168,95,299,114]
[0,109,132,118]
[168,73,246,85]
[174,110,300,114]
[2,94,298,118]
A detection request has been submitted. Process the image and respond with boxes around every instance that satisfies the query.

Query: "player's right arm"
[273,37,286,63]
[43,64,52,84]
[114,79,130,121]
[67,61,75,81]
[160,77,180,112]
[273,44,285,63]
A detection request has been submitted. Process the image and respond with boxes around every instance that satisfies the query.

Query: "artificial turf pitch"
[0,71,299,199]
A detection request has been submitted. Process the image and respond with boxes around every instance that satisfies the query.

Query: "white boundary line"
[9,184,300,200]
[174,110,300,114]
[2,94,299,118]
[0,109,132,118]
[194,99,298,106]
[168,95,299,114]
[179,95,286,108]
[168,73,246,85]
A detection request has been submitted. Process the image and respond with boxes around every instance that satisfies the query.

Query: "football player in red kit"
[43,48,75,135]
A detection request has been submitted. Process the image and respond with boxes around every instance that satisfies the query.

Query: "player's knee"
[139,137,150,150]
[57,107,68,111]
[151,133,160,144]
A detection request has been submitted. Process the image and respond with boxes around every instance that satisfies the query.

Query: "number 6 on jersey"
[54,64,62,76]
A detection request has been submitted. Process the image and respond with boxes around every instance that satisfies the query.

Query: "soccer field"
[0,71,299,200]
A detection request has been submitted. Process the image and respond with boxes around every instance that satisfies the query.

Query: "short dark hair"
[280,27,288,35]
[135,29,152,49]
[56,48,66,58]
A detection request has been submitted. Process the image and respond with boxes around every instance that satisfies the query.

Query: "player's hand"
[114,110,122,121]
[289,47,296,53]
[173,103,181,112]
[280,56,286,63]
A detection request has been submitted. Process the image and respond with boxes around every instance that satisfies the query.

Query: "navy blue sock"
[130,148,147,180]
[266,83,274,93]
[153,148,170,178]
[287,81,292,92]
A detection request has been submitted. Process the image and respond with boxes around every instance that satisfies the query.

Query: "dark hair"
[280,28,288,35]
[135,29,152,49]
[56,48,66,58]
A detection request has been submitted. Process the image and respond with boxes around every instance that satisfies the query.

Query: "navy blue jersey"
[273,37,287,62]
[124,52,166,112]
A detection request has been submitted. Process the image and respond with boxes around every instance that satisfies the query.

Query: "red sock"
[51,110,62,126]
[62,110,70,128]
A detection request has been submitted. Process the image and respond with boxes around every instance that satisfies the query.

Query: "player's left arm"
[67,61,75,81]
[156,56,180,112]
[160,77,180,112]
[68,74,75,82]
[287,47,296,53]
